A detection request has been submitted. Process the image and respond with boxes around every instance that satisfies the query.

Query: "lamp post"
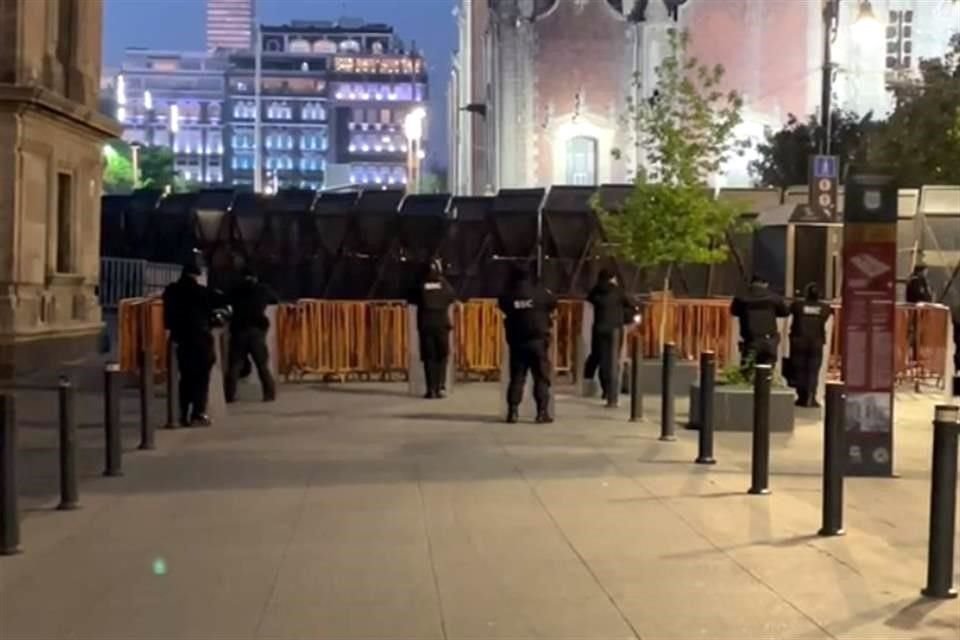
[820,0,881,154]
[130,142,141,187]
[404,106,426,194]
[169,104,180,189]
[144,90,154,146]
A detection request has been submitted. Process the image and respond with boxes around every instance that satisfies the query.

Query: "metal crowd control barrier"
[100,257,180,311]
[114,295,954,391]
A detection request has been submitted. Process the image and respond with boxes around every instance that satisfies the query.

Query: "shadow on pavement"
[306,385,411,398]
[885,597,954,631]
[399,412,503,424]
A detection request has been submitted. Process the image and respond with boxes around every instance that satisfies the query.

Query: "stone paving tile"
[1,382,958,640]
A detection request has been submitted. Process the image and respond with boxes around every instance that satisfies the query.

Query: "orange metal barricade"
[117,296,167,375]
[276,300,408,380]
[633,296,733,366]
[453,300,503,379]
[823,303,950,388]
[116,296,953,390]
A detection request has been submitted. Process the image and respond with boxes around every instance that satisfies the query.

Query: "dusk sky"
[103,0,459,168]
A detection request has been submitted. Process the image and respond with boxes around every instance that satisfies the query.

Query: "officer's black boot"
[536,405,554,424]
[506,404,519,424]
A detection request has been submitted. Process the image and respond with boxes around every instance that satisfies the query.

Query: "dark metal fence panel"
[100,257,180,310]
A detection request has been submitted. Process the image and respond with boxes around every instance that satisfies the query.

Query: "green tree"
[139,145,177,191]
[420,165,448,194]
[595,29,746,342]
[102,141,135,194]
[750,110,875,200]
[871,33,960,186]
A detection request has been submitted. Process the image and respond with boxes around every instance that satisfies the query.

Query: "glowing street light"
[850,0,882,47]
[820,0,884,154]
[403,107,427,193]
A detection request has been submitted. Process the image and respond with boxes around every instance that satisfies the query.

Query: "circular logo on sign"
[872,447,890,464]
[819,179,832,191]
[864,190,882,210]
[819,194,832,207]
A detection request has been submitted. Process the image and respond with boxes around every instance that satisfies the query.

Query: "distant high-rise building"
[224,20,428,190]
[207,0,255,51]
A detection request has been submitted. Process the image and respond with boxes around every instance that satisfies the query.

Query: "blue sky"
[103,0,459,168]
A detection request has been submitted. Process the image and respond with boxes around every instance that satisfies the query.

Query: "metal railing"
[100,257,180,311]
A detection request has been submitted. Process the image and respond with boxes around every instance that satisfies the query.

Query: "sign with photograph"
[841,174,898,476]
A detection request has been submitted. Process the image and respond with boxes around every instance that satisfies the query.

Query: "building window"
[565,136,597,186]
[55,172,73,273]
[886,10,914,71]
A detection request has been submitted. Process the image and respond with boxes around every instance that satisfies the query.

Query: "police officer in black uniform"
[788,283,833,407]
[906,264,933,304]
[499,264,558,424]
[408,261,456,399]
[162,260,226,426]
[906,263,933,363]
[730,276,789,368]
[225,267,279,404]
[585,269,636,406]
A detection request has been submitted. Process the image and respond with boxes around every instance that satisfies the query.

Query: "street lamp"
[130,142,141,187]
[169,104,180,187]
[821,0,882,154]
[403,106,426,193]
[143,90,154,146]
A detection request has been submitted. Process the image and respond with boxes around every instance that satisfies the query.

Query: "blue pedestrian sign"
[813,155,839,179]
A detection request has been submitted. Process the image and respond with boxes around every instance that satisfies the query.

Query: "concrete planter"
[688,382,796,433]
[621,359,699,398]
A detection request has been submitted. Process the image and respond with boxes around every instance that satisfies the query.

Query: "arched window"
[289,38,310,53]
[565,136,598,185]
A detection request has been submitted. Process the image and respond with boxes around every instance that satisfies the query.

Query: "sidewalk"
[0,382,957,639]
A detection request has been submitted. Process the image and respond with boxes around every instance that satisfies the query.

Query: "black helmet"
[510,263,531,283]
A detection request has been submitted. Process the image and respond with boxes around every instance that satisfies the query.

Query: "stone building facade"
[450,0,960,194]
[450,0,670,194]
[0,0,120,376]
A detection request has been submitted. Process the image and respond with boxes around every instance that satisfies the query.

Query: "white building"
[449,0,960,194]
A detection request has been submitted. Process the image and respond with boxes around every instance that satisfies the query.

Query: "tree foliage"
[139,145,177,191]
[751,33,960,190]
[750,110,875,195]
[870,33,960,186]
[102,141,135,194]
[596,29,746,279]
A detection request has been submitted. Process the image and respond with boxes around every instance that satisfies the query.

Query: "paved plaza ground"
[1,376,959,640]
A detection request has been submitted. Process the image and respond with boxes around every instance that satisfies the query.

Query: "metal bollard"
[921,405,959,600]
[0,394,19,555]
[103,363,123,477]
[629,338,642,422]
[57,378,79,511]
[139,344,155,450]
[748,364,773,495]
[696,351,717,465]
[165,336,178,429]
[818,382,845,536]
[660,343,676,441]
[606,330,620,408]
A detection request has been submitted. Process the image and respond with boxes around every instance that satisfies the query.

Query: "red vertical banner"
[841,175,898,476]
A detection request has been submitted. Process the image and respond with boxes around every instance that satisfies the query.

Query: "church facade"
[0,0,120,376]
[448,0,960,195]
